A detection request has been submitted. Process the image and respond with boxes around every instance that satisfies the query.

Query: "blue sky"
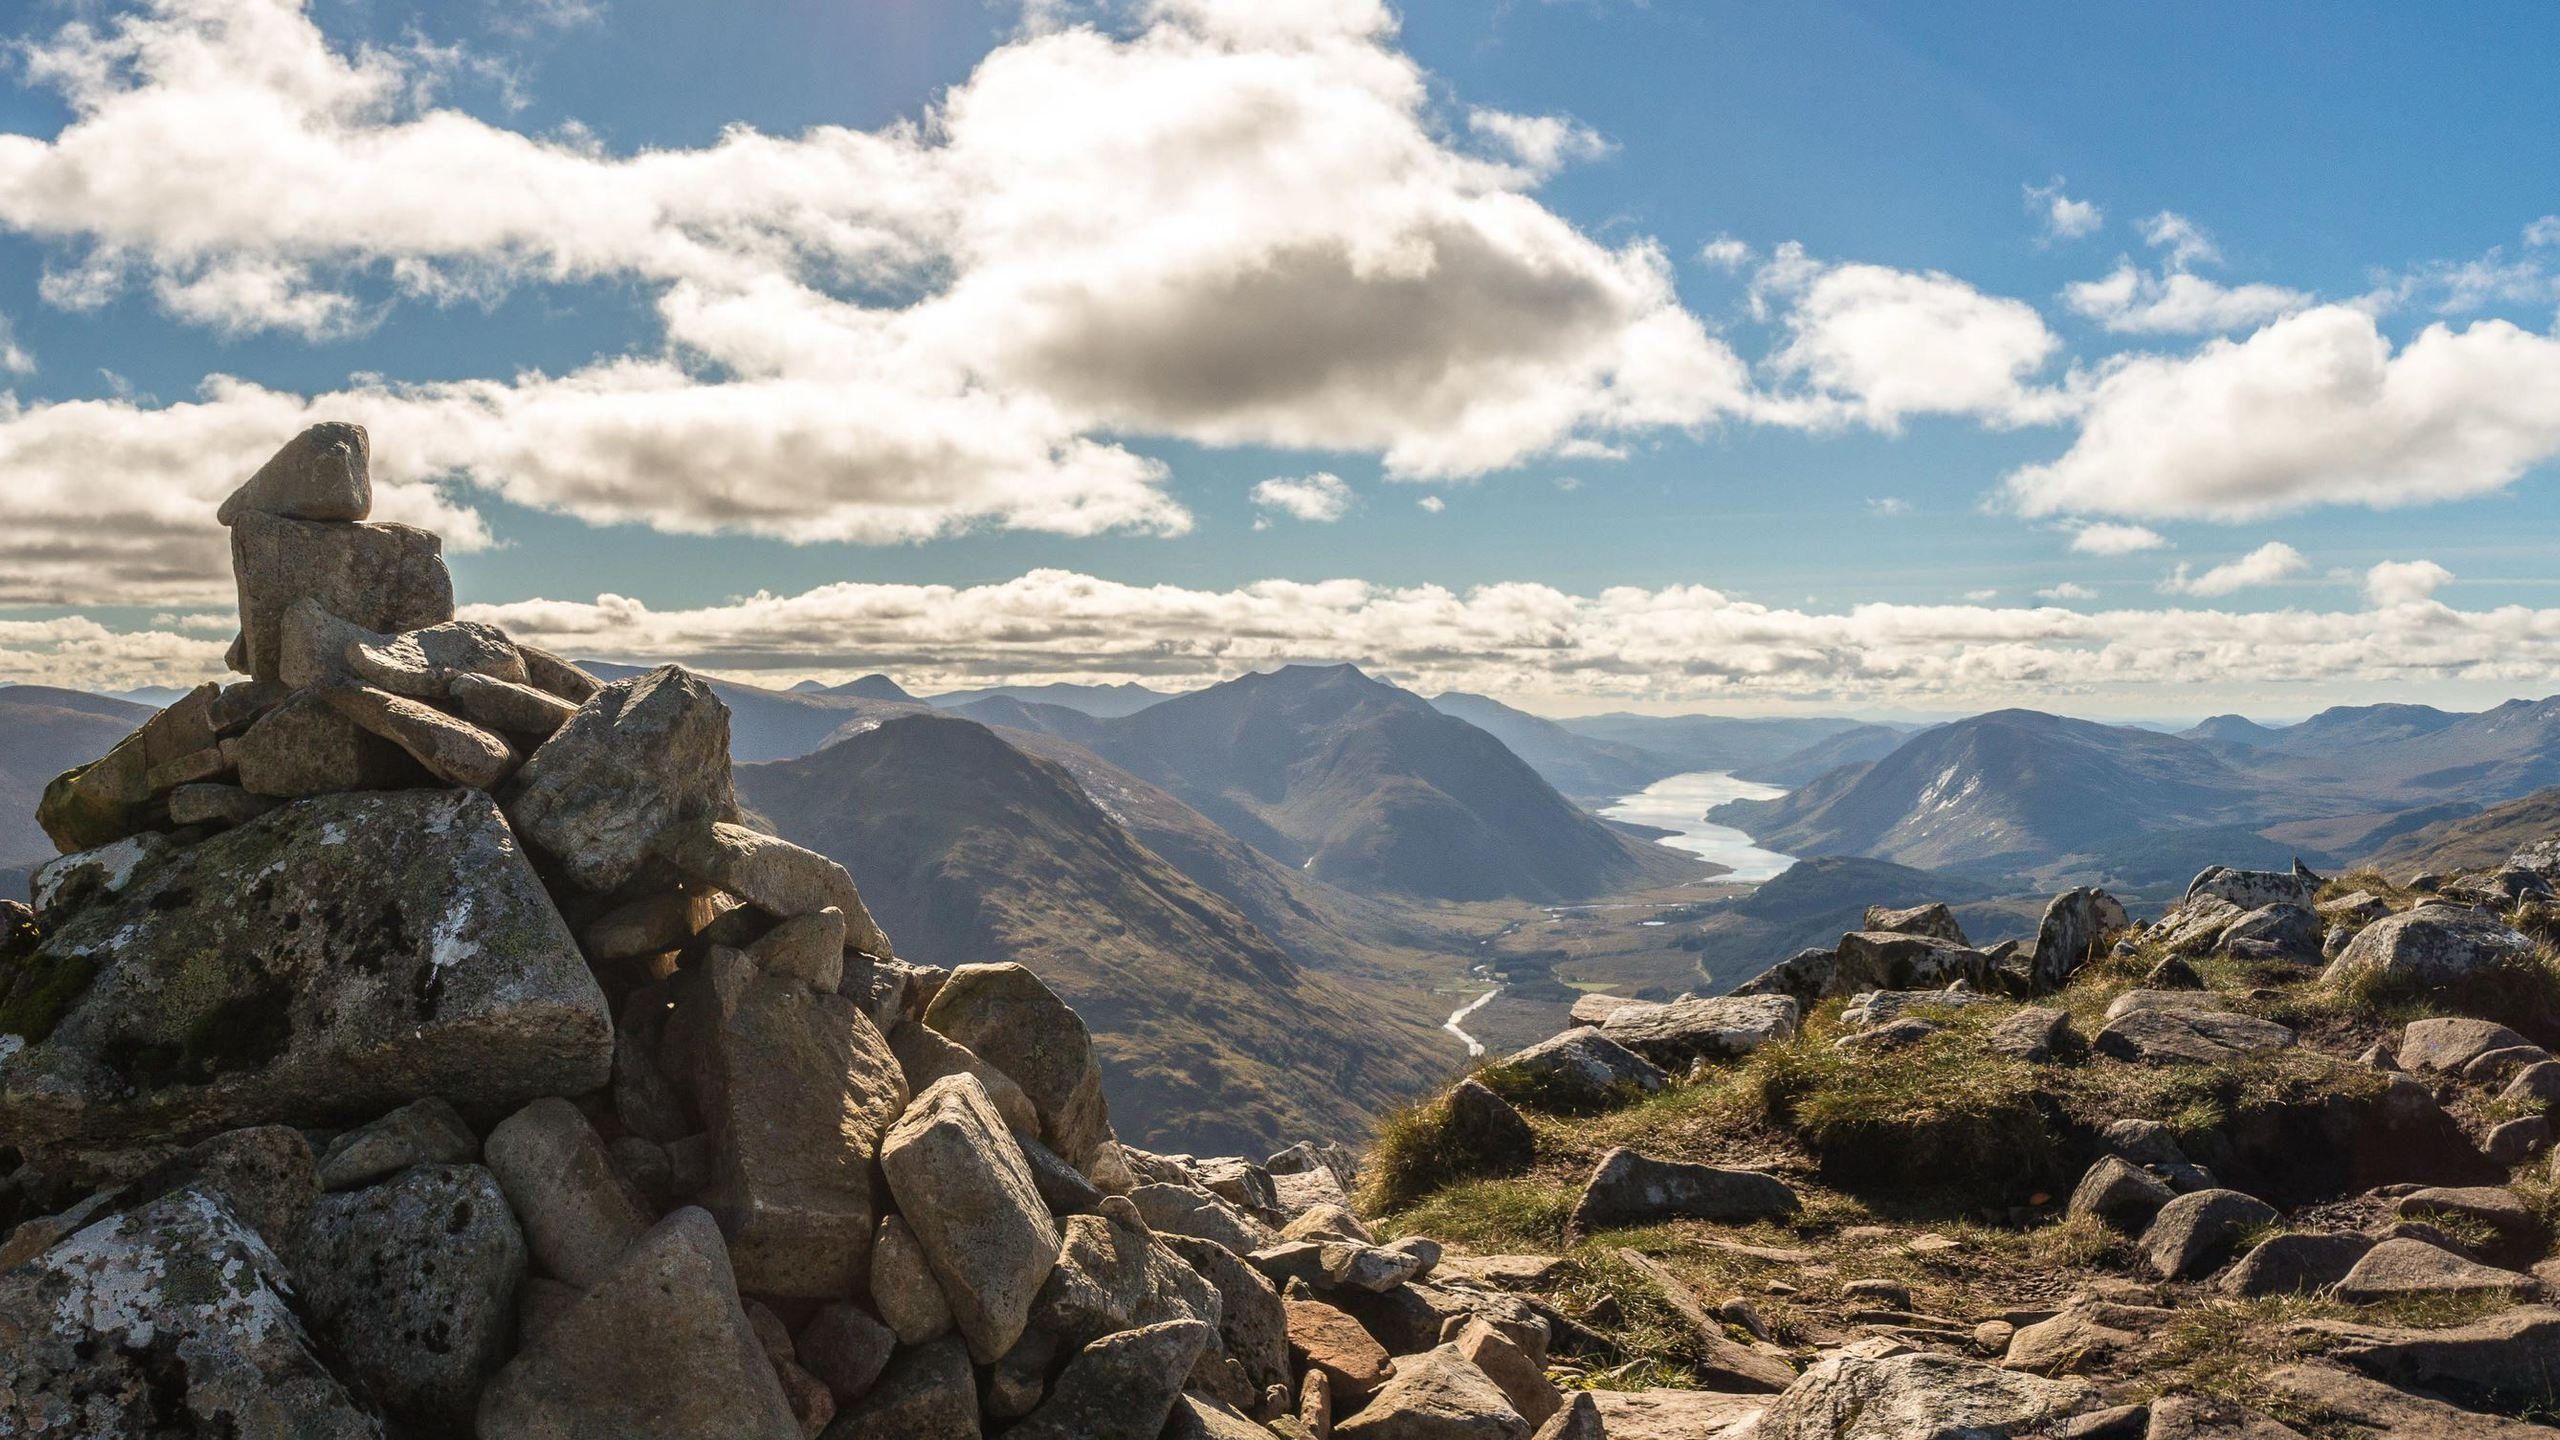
[1,0,2557,718]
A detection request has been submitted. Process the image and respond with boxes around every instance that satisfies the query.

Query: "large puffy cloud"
[0,0,1756,604]
[1753,245,2069,428]
[2004,306,2560,521]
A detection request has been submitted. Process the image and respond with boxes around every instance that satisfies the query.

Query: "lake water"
[1602,770,1797,883]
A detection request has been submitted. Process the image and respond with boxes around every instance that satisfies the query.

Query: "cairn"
[0,425,1536,1439]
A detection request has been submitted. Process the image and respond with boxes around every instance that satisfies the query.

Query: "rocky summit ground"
[10,428,2560,1439]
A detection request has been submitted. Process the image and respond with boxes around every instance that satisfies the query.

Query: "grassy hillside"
[2362,787,2560,876]
[736,712,1461,1155]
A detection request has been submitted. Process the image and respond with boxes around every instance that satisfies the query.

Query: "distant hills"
[2362,787,2560,876]
[925,681,1171,718]
[1085,665,1690,902]
[1426,692,1678,801]
[788,673,915,703]
[0,685,155,873]
[735,713,1455,1153]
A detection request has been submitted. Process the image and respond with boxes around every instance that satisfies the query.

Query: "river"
[1441,772,1798,1052]
[1600,769,1798,882]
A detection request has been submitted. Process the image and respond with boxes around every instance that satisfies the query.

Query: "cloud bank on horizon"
[1,0,2558,709]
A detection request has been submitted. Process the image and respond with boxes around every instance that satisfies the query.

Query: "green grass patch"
[1376,1177,1578,1250]
[1360,1091,1537,1213]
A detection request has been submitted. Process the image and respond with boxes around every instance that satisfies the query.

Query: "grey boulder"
[0,790,612,1148]
[1753,1350,2089,1440]
[922,962,1113,1172]
[1497,1028,1668,1107]
[1569,1147,1799,1234]
[219,421,372,525]
[504,665,737,893]
[296,1162,527,1432]
[2324,908,2536,989]
[878,1073,1062,1362]
[478,1207,799,1440]
[1598,993,1799,1067]
[230,511,453,682]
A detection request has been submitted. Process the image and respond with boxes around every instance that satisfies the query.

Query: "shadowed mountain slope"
[1734,722,1907,787]
[927,681,1173,717]
[2362,786,2560,876]
[735,712,1456,1154]
[1555,711,1879,775]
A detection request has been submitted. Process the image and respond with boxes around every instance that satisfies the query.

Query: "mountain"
[1734,723,1906,787]
[2361,786,2560,876]
[927,681,1172,718]
[734,713,1455,1153]
[1426,692,1678,800]
[1084,665,1689,902]
[789,673,915,702]
[0,685,158,872]
[1555,711,1880,775]
[2225,696,2560,809]
[2182,714,2284,749]
[945,696,1108,745]
[1711,709,2270,872]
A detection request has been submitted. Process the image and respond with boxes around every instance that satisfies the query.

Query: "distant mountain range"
[788,674,916,702]
[736,713,1454,1153]
[0,685,155,873]
[925,681,1172,718]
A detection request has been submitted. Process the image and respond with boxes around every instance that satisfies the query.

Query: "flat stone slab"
[2094,1007,2294,1066]
[1599,994,1799,1066]
[1,789,612,1147]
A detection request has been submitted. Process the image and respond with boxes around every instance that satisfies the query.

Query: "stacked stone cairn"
[2,425,1547,1439]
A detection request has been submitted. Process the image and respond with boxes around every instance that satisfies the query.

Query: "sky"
[1,0,2558,721]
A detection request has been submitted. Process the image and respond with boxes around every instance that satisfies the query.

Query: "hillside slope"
[2362,786,2560,875]
[735,713,1457,1154]
[0,686,157,870]
[1088,665,1687,902]
[1427,692,1678,800]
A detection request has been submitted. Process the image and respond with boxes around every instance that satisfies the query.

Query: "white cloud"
[2160,541,2308,597]
[2036,582,2096,601]
[2066,522,2168,555]
[2005,306,2560,521]
[0,312,31,376]
[0,0,1759,603]
[1866,496,1910,517]
[2141,211,2221,269]
[1961,588,1999,602]
[1465,108,1611,176]
[1416,495,1446,513]
[1753,244,2068,429]
[2364,558,2453,606]
[2024,179,2102,241]
[2526,216,2559,248]
[1697,235,1753,271]
[26,565,2560,706]
[1252,472,1354,523]
[2062,262,2309,335]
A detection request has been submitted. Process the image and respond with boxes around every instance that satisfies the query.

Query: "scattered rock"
[2068,1156,2177,1233]
[1332,1342,1529,1439]
[797,1301,896,1403]
[1753,1350,2090,1440]
[2187,866,2318,913]
[1288,1296,1396,1398]
[2332,1237,2536,1303]
[824,1335,979,1439]
[2143,1189,2279,1280]
[2295,1305,2560,1413]
[1009,1318,1212,1440]
[297,1162,526,1431]
[2219,1232,2375,1297]
[2220,904,2321,965]
[2399,1017,2538,1074]
[315,1096,479,1191]
[2095,1008,2295,1066]
[504,665,738,893]
[2325,909,2537,990]
[1987,1005,2072,1061]
[923,962,1112,1172]
[877,1074,1062,1362]
[1569,1148,1801,1234]
[2258,1361,2555,1439]
[1863,902,1969,944]
[2031,886,2130,988]
[1444,1079,1535,1174]
[1597,993,1799,1067]
[1496,1028,1668,1106]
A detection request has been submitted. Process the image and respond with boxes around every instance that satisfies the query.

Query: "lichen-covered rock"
[877,1074,1062,1362]
[2030,886,2130,989]
[1862,902,1969,944]
[923,962,1113,1172]
[478,1207,799,1440]
[1753,1350,2088,1440]
[2221,904,2322,964]
[2324,908,2536,990]
[2093,1008,2295,1066]
[1597,993,1799,1066]
[666,946,906,1298]
[2187,865,2319,912]
[0,789,612,1147]
[296,1162,526,1432]
[1568,1147,1799,1234]
[0,1187,380,1438]
[505,665,737,894]
[231,511,454,682]
[1497,1029,1667,1108]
